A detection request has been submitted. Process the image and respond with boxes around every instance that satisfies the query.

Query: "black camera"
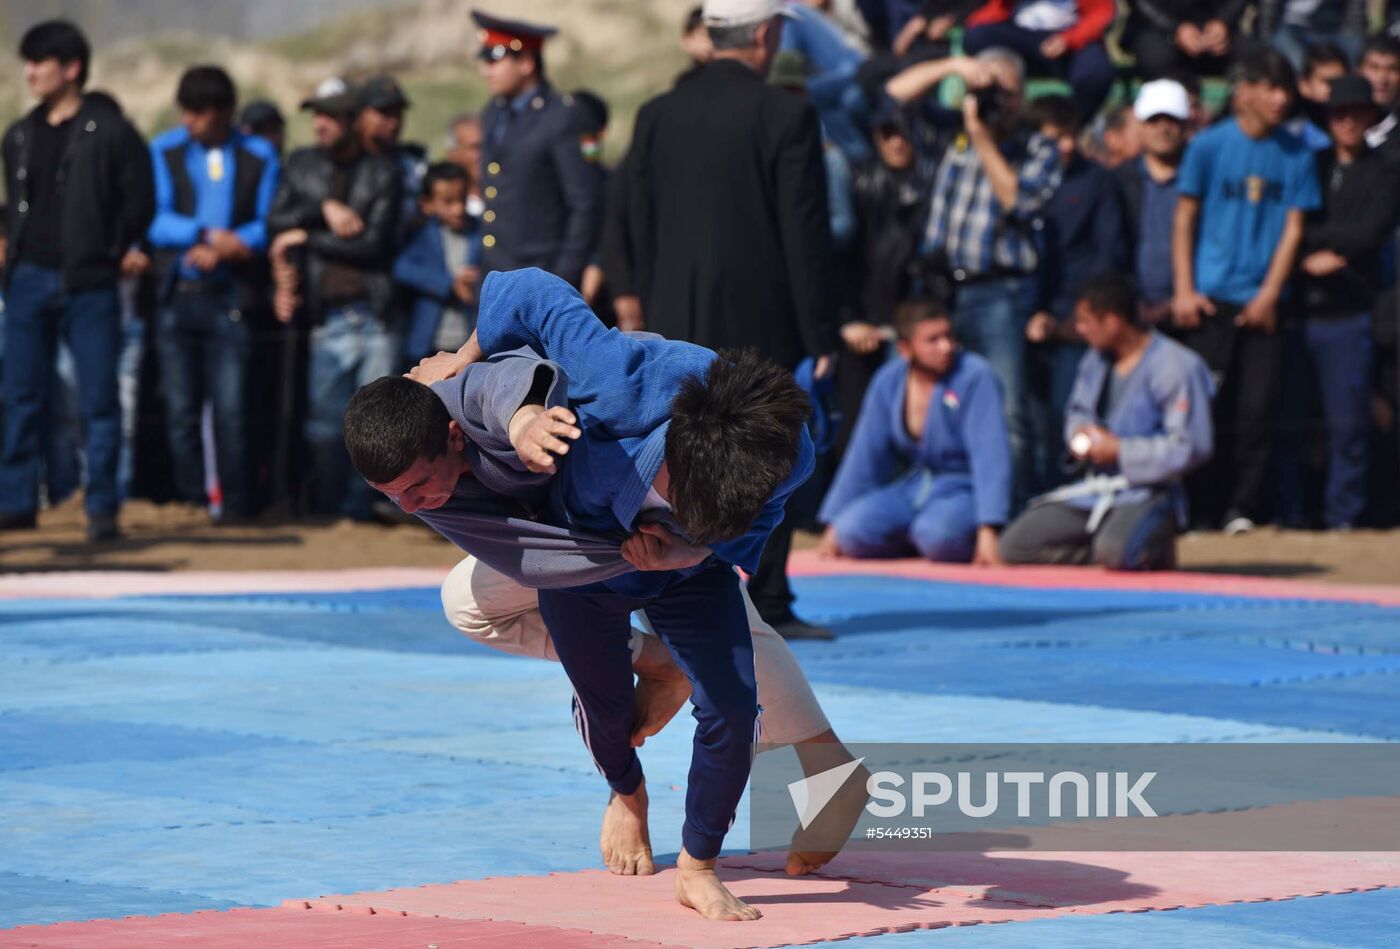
[972,83,1004,126]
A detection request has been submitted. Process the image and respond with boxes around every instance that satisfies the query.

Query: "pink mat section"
[291,850,1400,949]
[788,550,1400,607]
[0,907,684,949]
[0,567,451,601]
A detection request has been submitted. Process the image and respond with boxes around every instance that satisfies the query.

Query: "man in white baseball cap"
[1115,78,1194,324]
[701,0,791,30]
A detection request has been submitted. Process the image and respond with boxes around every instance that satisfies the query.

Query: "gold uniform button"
[485,186,497,198]
[482,234,496,248]
[483,210,496,223]
[487,162,501,175]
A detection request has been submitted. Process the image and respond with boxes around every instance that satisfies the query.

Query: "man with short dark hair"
[1000,272,1214,570]
[267,77,401,519]
[1171,49,1320,533]
[0,19,154,541]
[148,65,279,523]
[817,299,1009,563]
[394,162,481,364]
[1360,34,1400,161]
[404,265,818,921]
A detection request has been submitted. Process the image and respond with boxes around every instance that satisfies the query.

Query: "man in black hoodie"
[0,20,155,541]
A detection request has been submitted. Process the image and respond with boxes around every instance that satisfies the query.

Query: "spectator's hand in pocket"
[1025,311,1055,343]
[1171,290,1213,330]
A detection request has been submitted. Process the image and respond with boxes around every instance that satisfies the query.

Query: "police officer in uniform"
[473,9,602,287]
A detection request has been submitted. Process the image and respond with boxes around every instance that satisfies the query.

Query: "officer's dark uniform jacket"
[266,146,402,324]
[479,81,602,287]
[2,91,155,292]
[150,130,274,311]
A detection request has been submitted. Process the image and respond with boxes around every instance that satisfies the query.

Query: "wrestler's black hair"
[665,349,811,546]
[892,298,951,340]
[343,376,452,484]
[1077,271,1142,326]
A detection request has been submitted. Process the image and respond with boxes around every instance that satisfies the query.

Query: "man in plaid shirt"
[886,47,1061,503]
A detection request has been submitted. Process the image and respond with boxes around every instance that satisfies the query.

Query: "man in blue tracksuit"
[817,299,1011,564]
[405,266,813,921]
[148,65,279,521]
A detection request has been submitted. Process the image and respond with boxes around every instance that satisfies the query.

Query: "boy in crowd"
[394,162,481,365]
[148,65,279,523]
[817,299,1009,564]
[1171,49,1320,533]
[1001,272,1214,569]
[1024,94,1126,491]
[1286,76,1400,528]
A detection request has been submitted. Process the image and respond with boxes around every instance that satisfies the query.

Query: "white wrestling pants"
[439,556,831,745]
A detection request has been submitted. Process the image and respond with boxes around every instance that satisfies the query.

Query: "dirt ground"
[3,497,1398,587]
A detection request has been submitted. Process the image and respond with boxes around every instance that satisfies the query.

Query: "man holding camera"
[885,47,1061,504]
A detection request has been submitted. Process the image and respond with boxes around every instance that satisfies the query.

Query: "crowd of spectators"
[1,3,1398,579]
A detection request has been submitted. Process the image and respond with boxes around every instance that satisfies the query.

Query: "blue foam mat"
[2,573,1396,933]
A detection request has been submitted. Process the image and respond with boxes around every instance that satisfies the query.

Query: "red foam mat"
[292,851,1400,949]
[0,907,683,949]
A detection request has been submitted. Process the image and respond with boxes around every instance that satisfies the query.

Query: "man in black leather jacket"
[267,77,401,519]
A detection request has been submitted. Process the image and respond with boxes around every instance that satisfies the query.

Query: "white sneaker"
[1223,515,1256,536]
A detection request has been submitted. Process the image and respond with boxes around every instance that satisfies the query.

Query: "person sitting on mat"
[999,272,1214,570]
[815,299,1011,565]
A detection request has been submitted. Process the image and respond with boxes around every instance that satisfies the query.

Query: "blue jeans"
[156,285,252,516]
[831,468,979,562]
[0,263,121,517]
[306,301,399,518]
[952,276,1032,506]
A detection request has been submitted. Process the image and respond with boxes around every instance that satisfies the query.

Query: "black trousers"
[1175,302,1283,525]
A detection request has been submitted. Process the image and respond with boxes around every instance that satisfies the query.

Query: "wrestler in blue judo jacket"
[473,267,815,863]
[818,351,1011,561]
[1002,332,1214,569]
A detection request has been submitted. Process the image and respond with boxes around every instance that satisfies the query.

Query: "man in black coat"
[0,20,155,542]
[620,0,840,639]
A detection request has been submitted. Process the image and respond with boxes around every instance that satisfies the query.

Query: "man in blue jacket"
[393,266,815,920]
[148,65,279,522]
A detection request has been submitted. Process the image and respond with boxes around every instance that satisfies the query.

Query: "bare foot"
[788,740,870,876]
[631,672,691,747]
[674,847,761,921]
[599,783,655,875]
